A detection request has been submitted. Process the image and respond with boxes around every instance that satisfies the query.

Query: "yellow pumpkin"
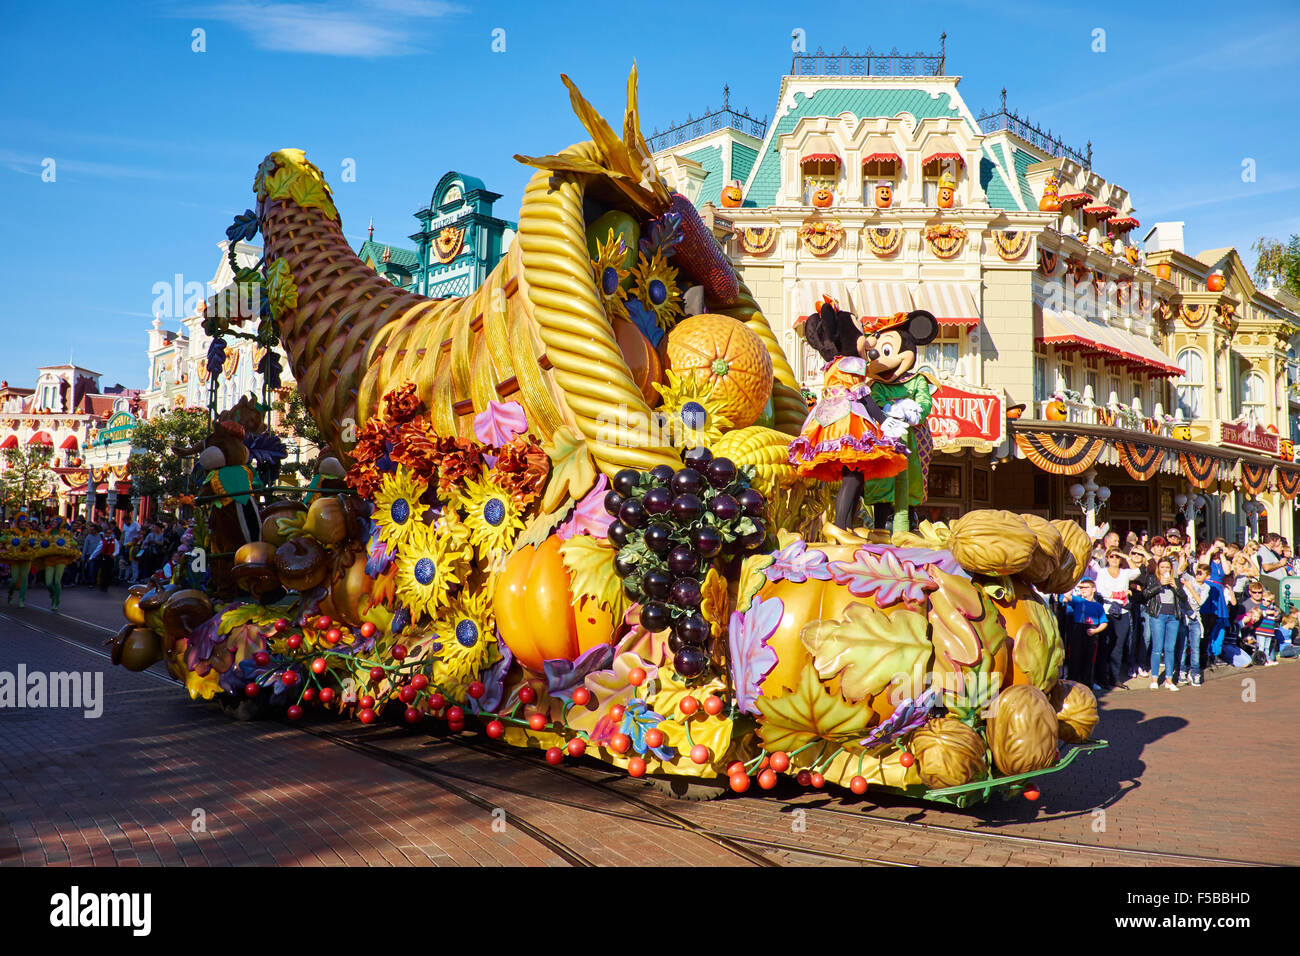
[660,314,774,428]
[493,535,614,672]
[612,316,662,406]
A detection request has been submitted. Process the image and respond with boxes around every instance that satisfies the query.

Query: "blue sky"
[2,0,1298,390]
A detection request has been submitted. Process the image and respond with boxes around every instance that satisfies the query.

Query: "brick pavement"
[3,585,1298,866]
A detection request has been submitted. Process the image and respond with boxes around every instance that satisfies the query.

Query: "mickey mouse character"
[789,298,918,531]
[858,309,940,534]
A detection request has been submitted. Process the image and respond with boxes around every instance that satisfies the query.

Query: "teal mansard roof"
[744,88,966,206]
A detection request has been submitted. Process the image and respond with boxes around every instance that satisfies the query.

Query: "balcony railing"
[1038,392,1174,436]
[790,38,947,76]
[647,86,768,153]
[977,90,1091,169]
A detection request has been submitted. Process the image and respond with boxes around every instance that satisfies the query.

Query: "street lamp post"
[1243,498,1267,542]
[1069,468,1110,537]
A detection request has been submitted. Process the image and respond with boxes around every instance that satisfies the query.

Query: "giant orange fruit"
[493,535,614,672]
[660,314,773,428]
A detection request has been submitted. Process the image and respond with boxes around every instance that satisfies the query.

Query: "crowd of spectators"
[1059,526,1297,693]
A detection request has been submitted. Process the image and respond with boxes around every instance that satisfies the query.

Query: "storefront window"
[921,328,960,376]
[1176,348,1204,419]
[1034,352,1050,402]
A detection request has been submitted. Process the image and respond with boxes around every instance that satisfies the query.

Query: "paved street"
[2,583,1297,866]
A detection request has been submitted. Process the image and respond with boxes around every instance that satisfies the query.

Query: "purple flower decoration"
[859,688,938,750]
[473,400,529,448]
[390,604,412,635]
[365,522,393,577]
[468,646,514,716]
[544,644,615,701]
[639,211,683,259]
[558,474,611,540]
[764,538,831,584]
[619,699,675,760]
[728,596,782,715]
[185,612,225,673]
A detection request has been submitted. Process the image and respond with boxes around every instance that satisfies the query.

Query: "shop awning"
[0,435,16,450]
[59,434,78,450]
[800,138,841,167]
[861,135,901,168]
[912,282,981,327]
[861,152,902,166]
[1039,307,1184,377]
[27,431,52,446]
[1038,306,1099,352]
[1083,204,1117,218]
[1059,191,1094,205]
[855,281,915,320]
[1109,216,1139,231]
[1104,326,1183,377]
[793,280,864,320]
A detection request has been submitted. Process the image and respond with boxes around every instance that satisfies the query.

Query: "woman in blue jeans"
[1145,558,1189,690]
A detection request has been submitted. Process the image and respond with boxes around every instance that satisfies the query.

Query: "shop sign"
[928,381,1004,452]
[1220,420,1279,456]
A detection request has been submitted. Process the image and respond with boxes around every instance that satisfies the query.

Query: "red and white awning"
[0,435,16,450]
[855,281,915,320]
[1083,204,1117,218]
[800,152,842,166]
[1059,192,1094,206]
[59,434,79,450]
[27,431,53,446]
[912,282,981,327]
[1109,216,1140,231]
[1038,307,1182,377]
[861,152,902,166]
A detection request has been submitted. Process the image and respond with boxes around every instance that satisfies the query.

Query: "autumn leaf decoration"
[755,667,873,754]
[827,547,946,606]
[560,534,626,623]
[800,602,932,703]
[514,65,672,218]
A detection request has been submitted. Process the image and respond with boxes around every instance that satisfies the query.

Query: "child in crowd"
[1181,564,1211,686]
[1255,592,1280,666]
[1066,578,1108,691]
[1278,610,1299,658]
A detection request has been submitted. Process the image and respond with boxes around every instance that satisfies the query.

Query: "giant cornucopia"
[111,68,1103,805]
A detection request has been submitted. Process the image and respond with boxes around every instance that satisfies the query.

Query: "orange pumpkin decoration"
[754,545,896,727]
[721,180,743,208]
[873,182,893,208]
[1044,399,1069,421]
[660,314,774,428]
[1153,263,1171,280]
[811,187,835,209]
[1207,271,1226,292]
[493,535,615,672]
[611,316,663,406]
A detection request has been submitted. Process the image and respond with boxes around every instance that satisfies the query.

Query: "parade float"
[109,68,1104,805]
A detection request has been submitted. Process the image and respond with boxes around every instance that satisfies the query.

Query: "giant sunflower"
[653,370,733,449]
[372,466,429,553]
[395,522,468,621]
[629,250,682,331]
[432,591,498,691]
[590,230,630,322]
[453,471,525,555]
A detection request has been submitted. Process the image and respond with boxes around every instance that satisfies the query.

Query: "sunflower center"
[413,557,436,585]
[390,497,410,524]
[648,279,667,305]
[601,266,620,296]
[680,401,707,430]
[455,619,478,648]
[483,497,506,526]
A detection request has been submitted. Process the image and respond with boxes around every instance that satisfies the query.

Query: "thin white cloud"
[185,0,465,57]
[1149,182,1300,215]
[0,149,169,181]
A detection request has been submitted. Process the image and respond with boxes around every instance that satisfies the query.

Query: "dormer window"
[921,145,964,208]
[800,143,841,208]
[861,137,900,207]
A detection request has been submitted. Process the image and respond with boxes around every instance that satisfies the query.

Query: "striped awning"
[1038,306,1098,351]
[1110,216,1139,230]
[1083,204,1117,218]
[1059,192,1094,206]
[861,135,901,167]
[1038,307,1182,377]
[922,138,965,169]
[793,279,864,320]
[912,282,980,327]
[800,137,841,167]
[855,281,915,320]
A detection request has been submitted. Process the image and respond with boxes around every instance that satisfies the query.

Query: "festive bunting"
[1116,440,1163,481]
[1014,430,1105,475]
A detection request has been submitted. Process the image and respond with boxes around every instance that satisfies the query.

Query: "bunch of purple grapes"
[605,448,767,681]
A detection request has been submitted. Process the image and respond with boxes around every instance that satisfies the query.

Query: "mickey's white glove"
[886,398,923,425]
[880,417,910,440]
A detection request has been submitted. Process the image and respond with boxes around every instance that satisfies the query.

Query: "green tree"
[271,387,327,481]
[1252,235,1300,298]
[129,407,211,500]
[0,446,55,515]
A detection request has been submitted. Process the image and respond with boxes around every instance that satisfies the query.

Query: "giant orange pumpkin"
[493,535,615,672]
[612,316,662,405]
[660,314,774,428]
[811,188,834,208]
[721,182,743,208]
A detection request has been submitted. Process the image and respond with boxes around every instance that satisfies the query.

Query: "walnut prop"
[1020,514,1066,585]
[1049,680,1099,743]
[947,510,1038,577]
[908,717,989,789]
[985,684,1060,775]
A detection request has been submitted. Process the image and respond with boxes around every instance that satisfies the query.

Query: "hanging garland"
[1178,451,1218,489]
[797,219,844,257]
[865,226,903,258]
[1239,462,1273,496]
[1181,304,1209,329]
[1013,430,1105,475]
[434,226,465,264]
[1037,248,1058,277]
[1116,440,1164,481]
[993,230,1030,261]
[737,226,778,255]
[1277,467,1300,500]
[924,224,966,259]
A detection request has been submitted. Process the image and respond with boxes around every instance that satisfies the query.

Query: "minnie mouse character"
[788,297,917,531]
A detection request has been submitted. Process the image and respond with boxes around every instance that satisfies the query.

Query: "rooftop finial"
[368,216,374,241]
[723,84,730,110]
[1001,87,1007,111]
